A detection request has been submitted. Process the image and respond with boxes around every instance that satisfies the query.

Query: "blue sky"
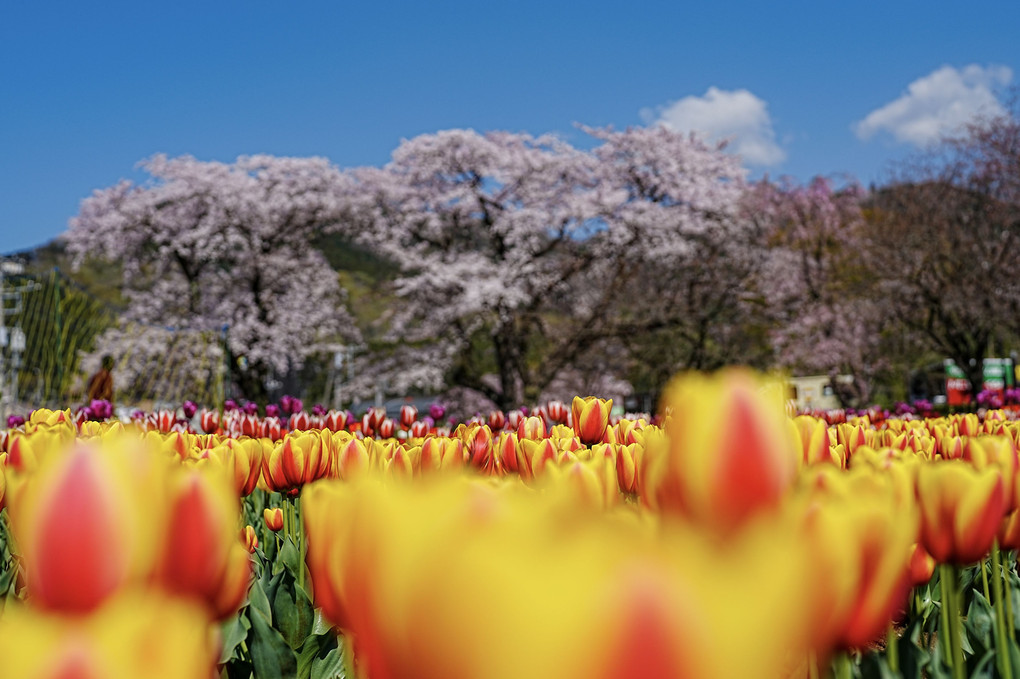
[2,0,1017,253]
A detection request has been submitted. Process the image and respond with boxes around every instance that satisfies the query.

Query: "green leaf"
[274,572,315,650]
[298,633,345,679]
[218,610,252,664]
[280,538,300,576]
[898,615,930,679]
[964,590,994,652]
[249,602,298,678]
[312,610,335,636]
[966,649,996,678]
[248,575,273,624]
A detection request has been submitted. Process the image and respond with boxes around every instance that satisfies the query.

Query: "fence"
[0,264,225,418]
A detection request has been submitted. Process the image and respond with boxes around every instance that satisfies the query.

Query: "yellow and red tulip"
[264,506,285,532]
[570,396,612,445]
[648,369,798,533]
[916,460,1006,565]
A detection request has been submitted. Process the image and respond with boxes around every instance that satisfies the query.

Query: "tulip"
[408,420,430,438]
[419,437,464,472]
[517,415,547,441]
[376,418,396,439]
[916,461,1006,565]
[649,369,798,533]
[907,543,936,587]
[0,591,219,679]
[801,466,918,652]
[323,409,349,432]
[546,400,568,424]
[495,432,519,474]
[466,425,500,475]
[241,525,259,553]
[156,468,251,620]
[791,415,841,467]
[288,411,310,431]
[399,404,418,429]
[487,410,506,431]
[262,431,330,494]
[9,442,165,614]
[335,437,370,481]
[571,397,611,445]
[264,507,285,533]
[199,409,219,434]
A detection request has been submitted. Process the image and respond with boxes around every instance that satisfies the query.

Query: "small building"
[787,375,850,412]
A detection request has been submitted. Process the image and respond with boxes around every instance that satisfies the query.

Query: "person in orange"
[86,354,115,402]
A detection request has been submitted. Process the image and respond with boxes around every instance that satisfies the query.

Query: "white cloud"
[641,87,786,166]
[854,64,1012,146]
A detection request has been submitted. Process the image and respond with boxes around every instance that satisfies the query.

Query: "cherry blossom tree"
[588,126,768,393]
[863,109,1020,397]
[344,126,749,409]
[749,176,892,406]
[67,154,358,402]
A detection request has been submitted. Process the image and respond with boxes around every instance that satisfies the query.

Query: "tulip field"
[4,370,1020,677]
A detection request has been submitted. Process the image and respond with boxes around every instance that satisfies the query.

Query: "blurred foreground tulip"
[303,477,814,679]
[156,468,251,620]
[0,591,217,679]
[916,461,1006,565]
[10,442,156,614]
[648,369,798,533]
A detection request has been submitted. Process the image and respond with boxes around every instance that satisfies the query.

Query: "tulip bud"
[376,418,396,439]
[289,411,311,432]
[546,400,568,424]
[264,507,285,533]
[241,525,259,553]
[335,437,369,481]
[399,404,418,429]
[907,543,936,587]
[323,409,349,432]
[199,409,219,434]
[517,415,547,441]
[571,397,612,445]
[487,410,507,431]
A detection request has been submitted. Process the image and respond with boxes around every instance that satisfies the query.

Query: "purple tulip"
[429,402,446,420]
[6,414,25,428]
[312,403,327,417]
[265,404,280,418]
[224,399,239,412]
[243,401,259,415]
[182,400,198,419]
[90,399,113,420]
[280,395,294,415]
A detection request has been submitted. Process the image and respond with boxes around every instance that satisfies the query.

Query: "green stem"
[887,623,899,675]
[296,495,306,592]
[992,543,1013,679]
[983,557,992,602]
[834,652,852,679]
[940,567,954,671]
[941,563,966,679]
[1000,545,1017,643]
